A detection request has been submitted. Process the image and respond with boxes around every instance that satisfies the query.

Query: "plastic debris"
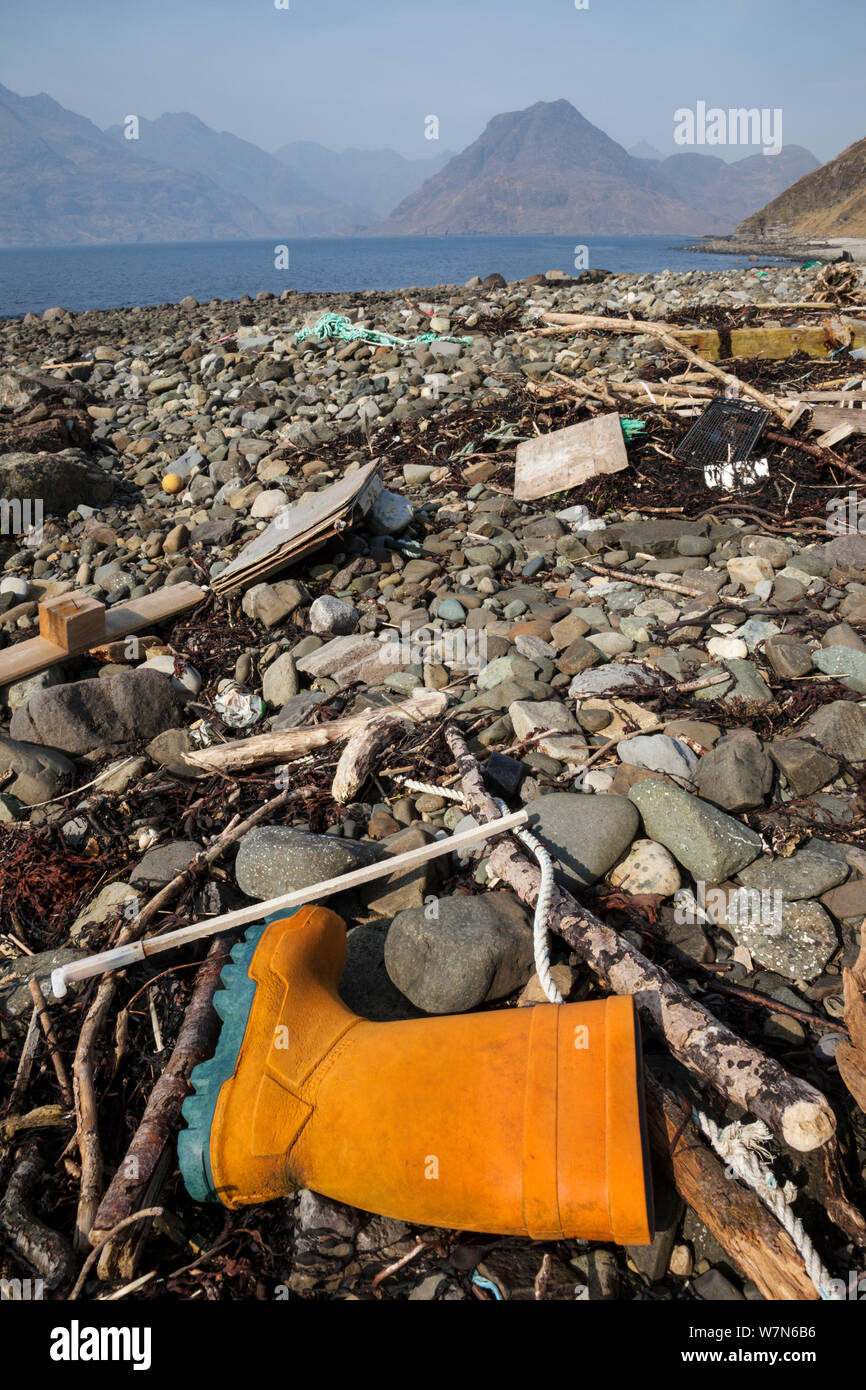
[213,681,266,729]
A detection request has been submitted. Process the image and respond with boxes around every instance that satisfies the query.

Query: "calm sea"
[0,234,791,320]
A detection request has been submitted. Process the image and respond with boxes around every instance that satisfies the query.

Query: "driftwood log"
[646,1079,819,1300]
[0,1142,77,1289]
[836,931,866,1114]
[444,725,836,1154]
[185,690,446,774]
[91,936,231,1277]
[331,710,412,804]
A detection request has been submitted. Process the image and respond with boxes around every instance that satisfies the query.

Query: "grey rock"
[70,881,139,943]
[242,579,309,627]
[262,652,299,706]
[812,645,866,694]
[819,534,866,569]
[720,895,837,982]
[384,892,534,1013]
[0,448,114,512]
[768,739,839,796]
[309,595,360,636]
[616,733,699,782]
[131,841,202,890]
[525,791,640,889]
[339,921,423,1022]
[568,663,657,699]
[271,690,328,729]
[2,667,65,715]
[628,781,762,882]
[736,840,849,901]
[764,634,812,680]
[9,669,184,755]
[295,633,404,688]
[0,735,74,804]
[693,1270,744,1301]
[235,826,380,899]
[803,701,866,763]
[694,734,774,811]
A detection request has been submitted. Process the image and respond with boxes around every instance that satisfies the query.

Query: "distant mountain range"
[0,84,827,247]
[736,135,866,240]
[273,141,453,220]
[376,100,819,236]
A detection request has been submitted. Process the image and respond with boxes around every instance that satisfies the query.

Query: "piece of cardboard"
[211,460,383,594]
[514,413,628,502]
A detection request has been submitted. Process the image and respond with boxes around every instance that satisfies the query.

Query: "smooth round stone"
[251,489,289,519]
[503,600,527,619]
[587,630,633,656]
[141,654,201,695]
[707,635,748,660]
[437,597,467,624]
[0,576,30,599]
[609,838,681,897]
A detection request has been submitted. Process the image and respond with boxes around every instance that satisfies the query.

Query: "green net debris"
[296,311,472,350]
[621,417,647,441]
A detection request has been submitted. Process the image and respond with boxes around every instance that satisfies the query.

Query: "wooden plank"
[0,582,206,686]
[514,413,628,502]
[675,323,866,362]
[809,405,866,435]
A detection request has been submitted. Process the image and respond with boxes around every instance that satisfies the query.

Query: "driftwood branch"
[443,725,835,1153]
[185,690,447,774]
[836,929,866,1113]
[646,1079,819,1300]
[332,711,412,803]
[28,977,73,1107]
[539,312,786,420]
[0,1142,78,1289]
[91,937,230,1274]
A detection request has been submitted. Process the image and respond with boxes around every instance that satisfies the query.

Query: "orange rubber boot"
[179,906,654,1243]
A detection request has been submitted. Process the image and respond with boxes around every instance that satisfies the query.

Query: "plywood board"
[514,412,628,502]
[0,582,206,686]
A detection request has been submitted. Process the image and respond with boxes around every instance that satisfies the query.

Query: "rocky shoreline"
[2,261,866,1301]
[690,233,866,265]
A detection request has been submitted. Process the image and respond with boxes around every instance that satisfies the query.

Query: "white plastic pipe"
[50,808,529,999]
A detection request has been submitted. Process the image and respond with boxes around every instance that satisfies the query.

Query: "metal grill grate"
[675,396,770,467]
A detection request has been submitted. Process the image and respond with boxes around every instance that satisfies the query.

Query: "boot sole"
[178,910,300,1203]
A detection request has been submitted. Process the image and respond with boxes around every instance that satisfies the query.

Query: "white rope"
[693,1109,842,1301]
[398,777,562,1003]
[514,825,563,1004]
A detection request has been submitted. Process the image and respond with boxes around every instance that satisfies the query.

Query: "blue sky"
[0,0,862,163]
